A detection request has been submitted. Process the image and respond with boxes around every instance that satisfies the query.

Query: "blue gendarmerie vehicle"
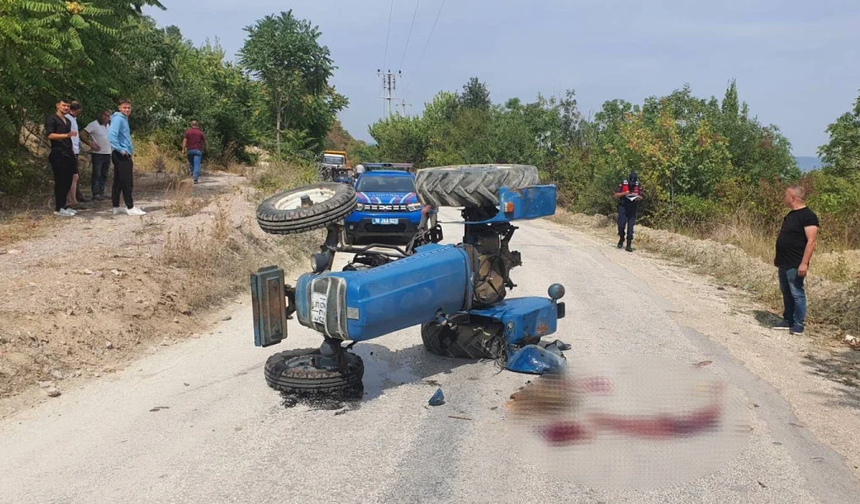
[343,163,433,245]
[252,164,567,396]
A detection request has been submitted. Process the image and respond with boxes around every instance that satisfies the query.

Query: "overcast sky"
[148,0,859,156]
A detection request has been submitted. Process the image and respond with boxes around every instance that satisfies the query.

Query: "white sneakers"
[54,208,76,217]
[112,207,146,216]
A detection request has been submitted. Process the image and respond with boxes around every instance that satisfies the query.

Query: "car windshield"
[323,155,344,164]
[356,176,415,193]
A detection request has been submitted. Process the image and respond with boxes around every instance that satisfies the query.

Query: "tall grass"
[553,210,860,338]
[158,160,321,310]
[245,158,319,195]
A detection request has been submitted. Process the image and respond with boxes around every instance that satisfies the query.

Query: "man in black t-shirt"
[45,99,79,217]
[772,185,819,335]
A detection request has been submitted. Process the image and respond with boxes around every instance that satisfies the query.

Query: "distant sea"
[795,156,823,172]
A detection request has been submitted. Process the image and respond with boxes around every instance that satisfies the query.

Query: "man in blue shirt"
[108,98,145,216]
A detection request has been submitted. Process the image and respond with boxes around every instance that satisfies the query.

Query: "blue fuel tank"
[294,244,472,341]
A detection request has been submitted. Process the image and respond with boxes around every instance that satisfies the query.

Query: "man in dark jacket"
[613,172,643,252]
[772,185,819,335]
[45,99,78,217]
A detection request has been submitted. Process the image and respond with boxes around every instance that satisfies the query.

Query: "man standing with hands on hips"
[772,185,819,335]
[108,98,146,216]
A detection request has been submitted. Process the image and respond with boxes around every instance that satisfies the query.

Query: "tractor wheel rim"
[273,188,336,211]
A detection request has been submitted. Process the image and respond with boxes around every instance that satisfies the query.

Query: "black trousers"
[111,151,134,209]
[617,204,638,241]
[49,151,75,211]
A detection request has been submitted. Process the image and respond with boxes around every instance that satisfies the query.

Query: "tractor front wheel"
[264,348,364,395]
[256,183,357,235]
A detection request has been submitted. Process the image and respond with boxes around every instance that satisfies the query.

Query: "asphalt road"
[2,210,858,504]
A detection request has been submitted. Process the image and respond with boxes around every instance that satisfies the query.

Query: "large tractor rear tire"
[415,164,539,208]
[256,183,356,235]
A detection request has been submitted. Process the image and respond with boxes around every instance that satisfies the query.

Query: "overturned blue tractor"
[251,164,567,394]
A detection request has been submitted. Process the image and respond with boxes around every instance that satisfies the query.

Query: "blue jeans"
[778,267,806,329]
[187,149,202,181]
[91,153,111,196]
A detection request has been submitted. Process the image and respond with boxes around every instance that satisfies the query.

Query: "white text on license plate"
[311,292,327,325]
[372,218,398,225]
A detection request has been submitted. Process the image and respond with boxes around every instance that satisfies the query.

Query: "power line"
[382,0,395,70]
[404,0,445,96]
[397,0,421,71]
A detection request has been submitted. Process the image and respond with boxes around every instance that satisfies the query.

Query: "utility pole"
[377,69,401,118]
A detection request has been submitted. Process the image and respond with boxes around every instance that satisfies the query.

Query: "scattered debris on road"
[448,415,472,421]
[149,406,170,412]
[429,388,445,406]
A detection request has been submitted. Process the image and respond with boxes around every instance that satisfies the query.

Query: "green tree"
[0,0,164,130]
[238,10,346,154]
[819,90,860,177]
[458,77,491,110]
[0,0,165,192]
[368,115,429,166]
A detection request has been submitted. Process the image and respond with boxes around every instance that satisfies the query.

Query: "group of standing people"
[45,98,144,217]
[611,173,819,335]
[46,99,210,217]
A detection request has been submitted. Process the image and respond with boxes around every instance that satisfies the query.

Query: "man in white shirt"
[82,110,112,200]
[65,101,97,204]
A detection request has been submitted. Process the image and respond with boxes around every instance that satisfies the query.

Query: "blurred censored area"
[506,356,751,490]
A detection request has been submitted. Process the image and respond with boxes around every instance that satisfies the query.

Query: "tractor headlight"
[407,202,423,212]
[355,203,365,211]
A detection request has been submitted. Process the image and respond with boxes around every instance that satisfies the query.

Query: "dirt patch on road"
[0,171,316,416]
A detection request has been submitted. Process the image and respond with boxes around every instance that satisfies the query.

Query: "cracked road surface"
[1,210,858,503]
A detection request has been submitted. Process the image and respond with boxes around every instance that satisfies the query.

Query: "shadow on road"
[802,350,860,410]
[752,310,783,327]
[354,343,480,402]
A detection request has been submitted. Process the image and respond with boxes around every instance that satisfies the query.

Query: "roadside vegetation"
[0,160,319,403]
[553,211,860,338]
[0,3,349,197]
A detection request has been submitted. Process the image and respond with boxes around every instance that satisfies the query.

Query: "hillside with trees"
[370,78,860,251]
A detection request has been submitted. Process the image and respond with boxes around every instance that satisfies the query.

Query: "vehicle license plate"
[372,218,398,225]
[311,292,327,325]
